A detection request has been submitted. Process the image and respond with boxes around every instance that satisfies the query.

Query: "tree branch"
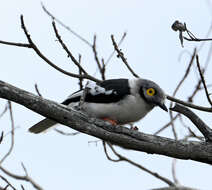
[0,40,30,48]
[170,104,212,142]
[0,80,212,164]
[103,142,175,186]
[52,21,87,74]
[111,35,139,78]
[196,55,212,106]
[41,2,93,47]
[0,165,43,190]
[20,15,101,83]
[0,102,15,165]
[166,95,212,112]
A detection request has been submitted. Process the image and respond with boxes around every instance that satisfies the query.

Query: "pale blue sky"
[0,0,212,189]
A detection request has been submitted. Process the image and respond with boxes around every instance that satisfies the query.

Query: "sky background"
[0,0,212,189]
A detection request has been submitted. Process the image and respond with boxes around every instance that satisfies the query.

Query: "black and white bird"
[29,78,167,134]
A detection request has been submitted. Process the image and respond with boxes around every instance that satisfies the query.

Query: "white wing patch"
[87,81,114,95]
[67,81,115,100]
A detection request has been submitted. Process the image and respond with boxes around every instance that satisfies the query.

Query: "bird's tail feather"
[29,118,57,134]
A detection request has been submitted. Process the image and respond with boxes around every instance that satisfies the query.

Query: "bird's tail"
[29,118,57,134]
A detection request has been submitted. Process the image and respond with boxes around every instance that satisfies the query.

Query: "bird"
[29,78,168,134]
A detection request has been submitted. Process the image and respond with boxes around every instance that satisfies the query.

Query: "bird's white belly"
[79,95,153,124]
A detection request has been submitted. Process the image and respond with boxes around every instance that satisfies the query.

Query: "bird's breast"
[80,94,153,124]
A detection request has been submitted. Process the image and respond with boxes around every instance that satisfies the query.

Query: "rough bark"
[0,80,212,164]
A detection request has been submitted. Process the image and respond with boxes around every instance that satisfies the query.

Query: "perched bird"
[29,78,167,134]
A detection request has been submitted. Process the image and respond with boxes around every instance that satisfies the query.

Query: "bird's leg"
[102,118,118,125]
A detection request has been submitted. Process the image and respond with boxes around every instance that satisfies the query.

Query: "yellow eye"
[146,88,155,96]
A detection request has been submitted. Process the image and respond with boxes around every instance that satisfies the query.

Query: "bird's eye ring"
[146,88,155,96]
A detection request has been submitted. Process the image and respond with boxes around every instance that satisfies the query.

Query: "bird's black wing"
[62,79,130,105]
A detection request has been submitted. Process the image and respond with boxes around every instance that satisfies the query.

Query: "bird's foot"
[102,118,117,125]
[130,125,138,131]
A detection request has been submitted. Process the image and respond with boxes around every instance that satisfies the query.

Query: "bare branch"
[0,166,43,190]
[0,102,15,165]
[78,54,83,90]
[92,35,105,80]
[172,159,180,185]
[52,21,87,74]
[170,104,212,142]
[172,49,196,97]
[0,132,3,144]
[187,79,202,102]
[169,49,196,139]
[154,114,180,135]
[196,55,212,106]
[20,15,100,83]
[0,103,8,118]
[151,186,200,190]
[103,142,175,186]
[105,32,127,65]
[111,35,139,78]
[41,2,92,47]
[0,175,16,190]
[0,40,30,48]
[1,80,212,164]
[34,84,42,97]
[167,95,212,112]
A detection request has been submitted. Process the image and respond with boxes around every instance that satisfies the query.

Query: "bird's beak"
[159,103,168,112]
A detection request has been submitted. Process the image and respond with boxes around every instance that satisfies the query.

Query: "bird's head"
[139,79,168,112]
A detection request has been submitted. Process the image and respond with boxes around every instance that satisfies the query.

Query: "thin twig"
[184,127,204,141]
[20,15,100,83]
[101,59,106,80]
[167,95,212,112]
[0,132,3,144]
[0,166,43,190]
[184,36,212,42]
[78,82,89,109]
[0,102,15,165]
[41,2,92,47]
[52,21,87,74]
[170,104,212,142]
[172,49,196,97]
[103,142,175,186]
[92,35,101,73]
[78,54,83,90]
[0,103,8,118]
[0,40,31,48]
[92,35,105,80]
[171,159,180,185]
[34,84,42,97]
[88,140,101,146]
[188,37,212,102]
[111,35,139,78]
[105,32,127,65]
[169,49,196,140]
[154,114,180,135]
[188,79,202,102]
[0,175,16,190]
[196,55,212,106]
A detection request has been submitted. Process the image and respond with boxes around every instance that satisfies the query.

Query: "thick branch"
[170,104,212,142]
[167,95,212,112]
[0,81,212,164]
